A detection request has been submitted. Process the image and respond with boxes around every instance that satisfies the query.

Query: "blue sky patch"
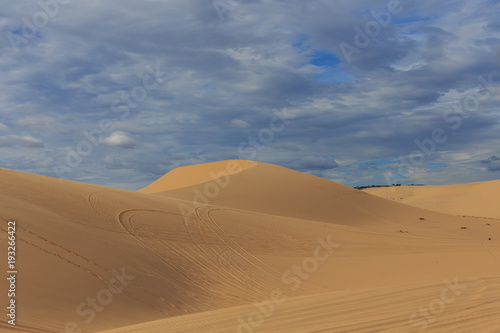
[309,50,354,84]
[310,50,341,67]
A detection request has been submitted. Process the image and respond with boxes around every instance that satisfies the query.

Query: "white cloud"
[8,135,44,147]
[452,153,472,161]
[102,131,136,148]
[0,122,8,131]
[230,119,249,128]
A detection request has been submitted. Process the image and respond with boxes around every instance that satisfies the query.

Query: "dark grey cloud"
[486,21,500,32]
[481,156,500,171]
[296,156,339,170]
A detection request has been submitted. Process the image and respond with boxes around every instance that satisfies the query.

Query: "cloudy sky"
[0,0,499,190]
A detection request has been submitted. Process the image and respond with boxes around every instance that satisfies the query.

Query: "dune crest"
[138,160,258,193]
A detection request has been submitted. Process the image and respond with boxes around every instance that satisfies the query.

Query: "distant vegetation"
[354,184,424,190]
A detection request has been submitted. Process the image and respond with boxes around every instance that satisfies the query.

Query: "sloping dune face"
[138,160,258,193]
[363,180,500,220]
[144,160,455,228]
[1,163,500,333]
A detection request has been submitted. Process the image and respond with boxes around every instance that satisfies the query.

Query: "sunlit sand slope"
[100,277,500,333]
[363,180,500,219]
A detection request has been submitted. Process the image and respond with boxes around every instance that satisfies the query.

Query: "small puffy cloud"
[11,135,44,147]
[0,122,8,131]
[102,131,136,148]
[297,156,339,170]
[481,156,500,171]
[103,155,115,165]
[230,119,250,128]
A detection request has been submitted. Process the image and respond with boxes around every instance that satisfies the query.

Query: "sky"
[0,0,499,190]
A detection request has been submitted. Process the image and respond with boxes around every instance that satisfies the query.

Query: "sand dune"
[363,180,500,220]
[0,161,499,332]
[142,161,466,229]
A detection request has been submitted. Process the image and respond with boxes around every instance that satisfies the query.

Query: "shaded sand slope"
[363,180,500,219]
[0,168,220,332]
[0,163,500,333]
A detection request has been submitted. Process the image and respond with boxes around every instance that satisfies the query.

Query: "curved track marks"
[116,206,287,304]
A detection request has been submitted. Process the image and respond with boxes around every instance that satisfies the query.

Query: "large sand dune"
[0,161,499,332]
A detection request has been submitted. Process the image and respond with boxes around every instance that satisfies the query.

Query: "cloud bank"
[0,0,499,190]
